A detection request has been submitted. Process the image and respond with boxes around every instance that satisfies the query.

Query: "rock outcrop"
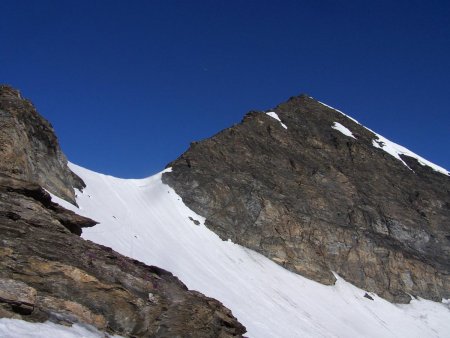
[0,208,245,336]
[163,94,450,303]
[0,85,83,204]
[0,175,96,236]
[0,85,246,337]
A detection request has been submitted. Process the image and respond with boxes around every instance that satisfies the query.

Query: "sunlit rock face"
[163,94,450,303]
[0,85,84,204]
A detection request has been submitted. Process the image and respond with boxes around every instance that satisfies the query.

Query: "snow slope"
[47,163,450,338]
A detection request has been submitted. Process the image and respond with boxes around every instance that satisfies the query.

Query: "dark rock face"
[163,94,450,303]
[0,85,246,337]
[0,85,84,204]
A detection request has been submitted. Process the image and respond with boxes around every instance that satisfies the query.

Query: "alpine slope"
[47,162,450,338]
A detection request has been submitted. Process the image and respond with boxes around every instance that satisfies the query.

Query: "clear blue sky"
[1,1,449,177]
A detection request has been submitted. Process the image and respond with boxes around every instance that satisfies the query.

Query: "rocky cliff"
[163,94,450,303]
[0,85,84,204]
[0,85,246,337]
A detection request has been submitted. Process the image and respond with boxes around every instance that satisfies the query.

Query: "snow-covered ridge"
[318,100,360,124]
[371,134,449,175]
[317,100,449,176]
[266,111,287,129]
[47,163,450,338]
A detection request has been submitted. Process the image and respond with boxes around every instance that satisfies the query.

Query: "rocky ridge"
[0,85,84,204]
[163,94,450,303]
[0,85,246,337]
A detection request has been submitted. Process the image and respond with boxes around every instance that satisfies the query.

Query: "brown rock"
[163,94,450,303]
[36,296,107,329]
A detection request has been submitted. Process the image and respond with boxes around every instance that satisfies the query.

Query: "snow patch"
[266,112,287,129]
[332,122,356,139]
[0,318,121,338]
[44,162,450,338]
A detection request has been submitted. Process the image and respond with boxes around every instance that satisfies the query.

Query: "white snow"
[332,122,356,139]
[317,100,449,175]
[372,134,449,175]
[317,100,360,124]
[0,318,121,338]
[46,162,450,338]
[266,111,287,129]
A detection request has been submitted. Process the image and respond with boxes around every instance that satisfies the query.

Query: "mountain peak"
[163,95,450,303]
[0,84,22,99]
[273,95,448,175]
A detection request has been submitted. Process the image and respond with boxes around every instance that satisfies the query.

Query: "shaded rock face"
[0,86,246,336]
[163,95,450,303]
[0,85,83,204]
[0,175,96,236]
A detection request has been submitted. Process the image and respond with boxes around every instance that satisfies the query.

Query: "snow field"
[46,163,450,338]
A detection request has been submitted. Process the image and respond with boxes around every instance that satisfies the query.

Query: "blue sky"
[1,0,449,177]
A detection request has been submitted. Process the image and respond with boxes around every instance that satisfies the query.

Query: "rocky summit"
[163,94,450,303]
[0,85,246,337]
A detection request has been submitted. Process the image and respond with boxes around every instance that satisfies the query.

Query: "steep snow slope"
[48,163,450,338]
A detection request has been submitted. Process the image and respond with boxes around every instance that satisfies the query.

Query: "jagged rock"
[163,94,450,303]
[0,174,96,235]
[0,85,84,204]
[364,293,374,301]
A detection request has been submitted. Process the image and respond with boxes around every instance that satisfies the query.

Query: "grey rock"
[0,279,37,315]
